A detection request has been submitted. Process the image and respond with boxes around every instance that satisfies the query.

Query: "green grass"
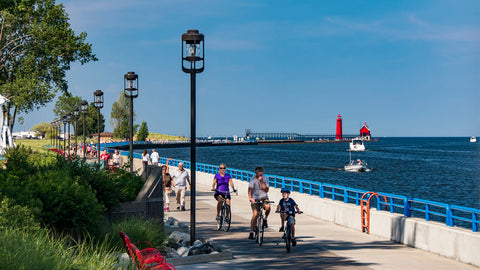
[15,139,53,154]
[147,133,188,141]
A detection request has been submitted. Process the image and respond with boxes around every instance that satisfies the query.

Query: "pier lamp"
[62,115,68,157]
[73,107,79,156]
[81,100,88,158]
[66,112,72,156]
[49,121,54,146]
[182,29,205,244]
[55,118,60,149]
[124,71,139,175]
[94,90,104,164]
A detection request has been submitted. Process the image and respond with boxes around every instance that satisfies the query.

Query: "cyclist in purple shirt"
[211,163,236,221]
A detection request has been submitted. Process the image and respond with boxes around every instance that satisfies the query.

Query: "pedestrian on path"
[142,150,150,178]
[248,166,270,240]
[162,165,173,212]
[172,162,191,211]
[151,149,160,166]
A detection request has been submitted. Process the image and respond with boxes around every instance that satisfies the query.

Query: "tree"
[31,121,50,138]
[136,121,149,141]
[53,93,82,134]
[0,0,97,131]
[111,91,137,139]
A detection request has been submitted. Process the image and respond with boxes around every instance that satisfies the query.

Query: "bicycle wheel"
[285,224,291,253]
[216,206,223,230]
[258,215,264,246]
[223,204,231,232]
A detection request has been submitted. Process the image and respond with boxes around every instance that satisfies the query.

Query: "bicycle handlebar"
[254,200,275,204]
[212,189,238,195]
[276,210,303,214]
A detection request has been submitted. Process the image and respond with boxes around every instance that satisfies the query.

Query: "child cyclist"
[276,188,303,246]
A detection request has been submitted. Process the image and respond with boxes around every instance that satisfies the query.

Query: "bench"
[119,231,175,270]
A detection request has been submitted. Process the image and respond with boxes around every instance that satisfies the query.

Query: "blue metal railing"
[107,151,479,232]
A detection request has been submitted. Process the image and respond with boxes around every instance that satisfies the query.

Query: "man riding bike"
[248,166,270,240]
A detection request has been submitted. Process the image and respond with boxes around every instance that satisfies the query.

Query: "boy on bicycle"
[276,188,302,246]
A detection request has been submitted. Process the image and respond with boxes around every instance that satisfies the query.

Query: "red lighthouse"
[335,114,342,140]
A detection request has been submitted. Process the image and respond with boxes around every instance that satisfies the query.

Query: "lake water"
[141,137,480,209]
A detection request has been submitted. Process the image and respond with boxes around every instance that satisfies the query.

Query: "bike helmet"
[281,188,291,193]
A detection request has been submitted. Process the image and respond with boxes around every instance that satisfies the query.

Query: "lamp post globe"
[81,100,88,158]
[124,71,138,175]
[181,29,205,245]
[93,90,104,164]
[73,107,79,156]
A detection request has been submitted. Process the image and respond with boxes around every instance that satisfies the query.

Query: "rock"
[188,243,214,256]
[210,251,219,254]
[164,231,190,247]
[177,246,190,257]
[193,240,203,247]
[116,252,132,268]
[156,246,180,258]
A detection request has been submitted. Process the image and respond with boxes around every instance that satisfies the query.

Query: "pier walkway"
[167,184,476,270]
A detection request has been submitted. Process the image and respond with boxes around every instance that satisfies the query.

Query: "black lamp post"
[66,112,72,156]
[182,29,205,244]
[124,71,138,175]
[93,90,104,164]
[81,100,88,158]
[62,115,68,157]
[73,107,79,156]
[57,118,61,150]
[50,121,53,145]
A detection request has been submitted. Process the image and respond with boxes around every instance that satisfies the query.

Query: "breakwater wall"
[114,152,480,267]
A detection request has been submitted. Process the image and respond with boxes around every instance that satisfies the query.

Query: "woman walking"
[142,149,150,179]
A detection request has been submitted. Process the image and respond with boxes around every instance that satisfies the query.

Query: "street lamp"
[66,112,72,156]
[124,71,138,175]
[182,29,205,244]
[73,107,79,156]
[81,100,88,158]
[50,121,54,146]
[62,115,68,157]
[56,118,61,150]
[93,90,104,164]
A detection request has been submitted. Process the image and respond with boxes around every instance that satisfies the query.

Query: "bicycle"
[213,189,237,232]
[254,199,275,246]
[277,210,302,252]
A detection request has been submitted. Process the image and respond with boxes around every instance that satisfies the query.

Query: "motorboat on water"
[470,136,477,143]
[349,137,365,151]
[344,151,370,172]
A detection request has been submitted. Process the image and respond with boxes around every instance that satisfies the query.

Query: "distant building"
[359,123,371,140]
[91,132,114,143]
[12,131,38,139]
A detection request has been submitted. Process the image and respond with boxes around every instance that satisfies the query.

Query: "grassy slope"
[146,133,188,141]
[15,139,53,154]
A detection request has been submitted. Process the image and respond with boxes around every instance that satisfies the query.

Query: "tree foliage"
[136,121,149,141]
[111,91,137,139]
[31,121,50,138]
[0,0,97,131]
[80,103,105,137]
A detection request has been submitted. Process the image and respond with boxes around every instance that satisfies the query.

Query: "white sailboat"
[470,136,477,143]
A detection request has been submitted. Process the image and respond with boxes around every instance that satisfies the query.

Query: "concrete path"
[166,184,477,270]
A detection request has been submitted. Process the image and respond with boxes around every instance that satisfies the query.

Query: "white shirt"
[113,154,120,164]
[142,153,149,162]
[173,169,190,187]
[151,152,160,163]
[249,175,269,200]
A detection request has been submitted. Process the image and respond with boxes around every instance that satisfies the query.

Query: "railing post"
[282,177,286,189]
[473,212,478,232]
[299,181,303,194]
[319,184,324,198]
[377,196,381,210]
[344,188,348,203]
[446,205,453,227]
[274,177,278,188]
[425,204,430,221]
[390,197,394,213]
[332,187,335,201]
[404,197,411,217]
[309,183,312,196]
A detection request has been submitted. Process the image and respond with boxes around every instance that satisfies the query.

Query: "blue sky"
[19,0,480,137]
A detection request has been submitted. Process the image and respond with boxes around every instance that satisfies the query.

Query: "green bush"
[0,196,40,231]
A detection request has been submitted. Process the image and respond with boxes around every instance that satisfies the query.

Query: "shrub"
[0,196,40,231]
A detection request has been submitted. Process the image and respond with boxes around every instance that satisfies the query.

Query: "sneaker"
[177,206,180,210]
[166,207,170,212]
[263,218,268,228]
[279,226,284,232]
[248,232,254,240]
[292,238,297,247]
[181,207,186,211]
[215,216,221,221]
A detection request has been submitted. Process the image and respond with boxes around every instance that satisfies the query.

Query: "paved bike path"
[167,185,477,270]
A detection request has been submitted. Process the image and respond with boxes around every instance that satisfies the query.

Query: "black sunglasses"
[219,167,226,169]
